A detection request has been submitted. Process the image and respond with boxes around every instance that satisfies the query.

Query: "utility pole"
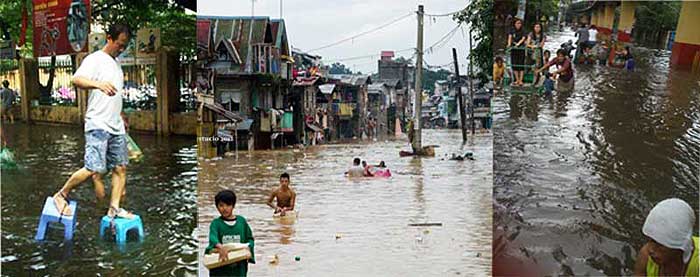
[469,28,475,135]
[452,48,467,142]
[412,5,424,154]
[280,0,283,18]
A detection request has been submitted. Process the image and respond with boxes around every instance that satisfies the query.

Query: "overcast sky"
[198,0,471,75]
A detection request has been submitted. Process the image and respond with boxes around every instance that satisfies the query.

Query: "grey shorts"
[84,129,128,173]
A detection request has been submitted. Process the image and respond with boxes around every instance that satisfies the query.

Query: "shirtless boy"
[267,172,296,216]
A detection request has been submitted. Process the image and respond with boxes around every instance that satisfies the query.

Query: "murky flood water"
[197,129,492,276]
[494,30,700,275]
[1,123,198,276]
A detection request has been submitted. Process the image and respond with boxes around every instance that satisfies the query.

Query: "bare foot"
[108,206,135,220]
[53,192,73,216]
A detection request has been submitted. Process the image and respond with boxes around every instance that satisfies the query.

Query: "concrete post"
[155,49,181,136]
[18,58,39,122]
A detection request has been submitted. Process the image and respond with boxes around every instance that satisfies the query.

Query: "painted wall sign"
[33,0,91,57]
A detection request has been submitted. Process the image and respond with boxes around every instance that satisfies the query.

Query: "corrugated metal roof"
[368,84,384,94]
[376,78,401,88]
[329,74,372,86]
[204,102,244,122]
[318,84,336,94]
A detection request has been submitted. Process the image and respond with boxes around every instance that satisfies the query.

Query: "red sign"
[196,20,211,59]
[33,0,91,57]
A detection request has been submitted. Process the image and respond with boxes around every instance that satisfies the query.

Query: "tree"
[455,0,492,86]
[422,68,451,93]
[632,1,681,47]
[394,56,413,64]
[1,0,195,103]
[0,0,33,58]
[1,0,195,59]
[328,62,353,75]
[91,0,195,59]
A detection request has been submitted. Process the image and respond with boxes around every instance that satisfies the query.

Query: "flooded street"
[1,123,198,276]
[197,129,492,276]
[494,29,700,275]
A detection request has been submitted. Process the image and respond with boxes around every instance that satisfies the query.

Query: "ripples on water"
[494,30,700,275]
[197,130,492,276]
[1,124,198,276]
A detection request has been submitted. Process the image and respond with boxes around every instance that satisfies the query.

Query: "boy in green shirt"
[206,190,255,276]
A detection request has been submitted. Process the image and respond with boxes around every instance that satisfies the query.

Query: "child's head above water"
[544,50,551,60]
[214,190,237,218]
[495,56,503,65]
[353,158,361,166]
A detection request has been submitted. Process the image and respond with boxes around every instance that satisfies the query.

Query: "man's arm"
[288,190,296,211]
[266,189,279,211]
[72,76,117,96]
[536,60,553,73]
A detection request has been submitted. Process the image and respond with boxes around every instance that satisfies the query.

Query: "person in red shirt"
[536,49,575,92]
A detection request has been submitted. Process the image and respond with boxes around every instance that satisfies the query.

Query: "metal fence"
[0,56,196,111]
[38,57,76,106]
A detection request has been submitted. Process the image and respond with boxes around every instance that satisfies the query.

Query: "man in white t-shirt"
[588,25,598,48]
[53,23,135,220]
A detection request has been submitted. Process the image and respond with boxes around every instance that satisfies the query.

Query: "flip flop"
[107,206,135,236]
[108,206,135,220]
[53,191,73,217]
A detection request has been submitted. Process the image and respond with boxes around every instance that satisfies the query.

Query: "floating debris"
[408,223,442,227]
[268,255,279,264]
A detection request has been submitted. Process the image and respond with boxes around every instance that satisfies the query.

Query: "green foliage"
[394,56,413,64]
[0,0,33,58]
[328,62,353,75]
[495,0,560,31]
[455,0,492,86]
[632,1,680,45]
[422,68,451,93]
[92,0,195,60]
[524,0,559,28]
[0,0,194,60]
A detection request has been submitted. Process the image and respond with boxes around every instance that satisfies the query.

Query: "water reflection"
[1,123,198,276]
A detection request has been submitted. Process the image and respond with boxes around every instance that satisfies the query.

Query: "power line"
[423,23,462,55]
[320,20,463,66]
[424,7,467,17]
[323,47,414,62]
[306,12,414,53]
[322,21,462,64]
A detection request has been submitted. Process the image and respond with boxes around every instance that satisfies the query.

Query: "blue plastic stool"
[35,196,78,241]
[99,214,144,243]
